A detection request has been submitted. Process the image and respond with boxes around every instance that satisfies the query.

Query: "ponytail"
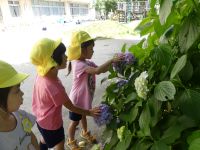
[67,61,72,75]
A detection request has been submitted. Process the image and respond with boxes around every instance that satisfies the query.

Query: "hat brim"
[0,73,29,88]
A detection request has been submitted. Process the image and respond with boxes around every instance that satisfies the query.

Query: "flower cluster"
[134,71,149,99]
[112,52,136,74]
[117,126,126,142]
[94,104,113,126]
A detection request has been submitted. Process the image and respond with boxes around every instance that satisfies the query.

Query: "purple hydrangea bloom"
[112,52,135,74]
[117,79,128,88]
[124,52,135,65]
[94,104,113,126]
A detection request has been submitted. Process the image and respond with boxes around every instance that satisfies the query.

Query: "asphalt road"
[3,37,139,149]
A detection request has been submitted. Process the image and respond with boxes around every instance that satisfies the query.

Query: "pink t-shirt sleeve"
[74,60,97,78]
[74,61,88,78]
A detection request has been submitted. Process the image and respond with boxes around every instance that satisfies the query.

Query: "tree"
[94,0,118,19]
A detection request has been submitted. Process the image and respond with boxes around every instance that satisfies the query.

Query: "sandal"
[80,130,97,144]
[67,139,82,150]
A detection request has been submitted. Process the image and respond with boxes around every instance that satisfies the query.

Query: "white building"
[0,0,95,25]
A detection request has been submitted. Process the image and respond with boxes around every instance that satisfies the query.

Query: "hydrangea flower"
[134,71,149,99]
[124,52,135,65]
[113,52,136,74]
[117,126,126,142]
[94,104,113,126]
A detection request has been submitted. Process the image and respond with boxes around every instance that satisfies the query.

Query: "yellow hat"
[0,60,29,88]
[30,38,61,76]
[67,31,92,61]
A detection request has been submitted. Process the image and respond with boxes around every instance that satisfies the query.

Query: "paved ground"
[0,22,140,149]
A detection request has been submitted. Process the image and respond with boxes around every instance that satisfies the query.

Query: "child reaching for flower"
[66,31,124,149]
[0,60,39,150]
[30,38,100,150]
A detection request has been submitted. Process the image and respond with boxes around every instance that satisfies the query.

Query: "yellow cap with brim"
[67,31,92,61]
[30,38,61,76]
[0,60,29,88]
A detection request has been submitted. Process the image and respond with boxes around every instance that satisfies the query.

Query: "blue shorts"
[69,111,82,121]
[37,123,65,148]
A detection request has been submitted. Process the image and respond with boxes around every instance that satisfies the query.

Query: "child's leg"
[54,140,65,150]
[39,137,48,150]
[81,115,87,133]
[68,120,79,141]
[80,116,97,144]
[67,112,82,149]
[67,121,82,150]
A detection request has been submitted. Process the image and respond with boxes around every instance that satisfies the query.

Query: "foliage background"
[102,0,200,149]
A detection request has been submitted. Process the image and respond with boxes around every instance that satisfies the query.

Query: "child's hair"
[52,42,66,65]
[67,39,94,75]
[0,87,10,111]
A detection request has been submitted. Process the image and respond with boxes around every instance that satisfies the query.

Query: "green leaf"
[187,130,200,144]
[179,61,193,82]
[161,115,196,144]
[178,13,200,53]
[115,128,132,150]
[124,92,137,104]
[119,105,138,123]
[132,139,153,150]
[161,124,182,144]
[152,44,172,66]
[148,98,162,127]
[154,81,176,101]
[178,90,200,121]
[104,131,119,150]
[164,25,174,38]
[189,138,200,150]
[159,0,173,25]
[153,18,166,37]
[139,103,151,136]
[150,0,157,9]
[121,44,126,53]
[150,141,171,150]
[170,54,187,79]
[135,18,154,36]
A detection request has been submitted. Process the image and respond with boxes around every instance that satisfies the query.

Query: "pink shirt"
[32,75,68,130]
[69,60,97,109]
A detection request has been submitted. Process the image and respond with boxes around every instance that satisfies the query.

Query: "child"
[30,38,100,150]
[67,31,123,149]
[0,60,39,150]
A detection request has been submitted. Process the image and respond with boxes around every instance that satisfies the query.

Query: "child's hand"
[112,54,125,63]
[89,107,101,117]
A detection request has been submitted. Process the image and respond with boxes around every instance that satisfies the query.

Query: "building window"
[70,3,88,16]
[8,0,21,17]
[32,0,65,16]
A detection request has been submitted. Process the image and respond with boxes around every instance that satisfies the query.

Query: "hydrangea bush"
[101,1,200,150]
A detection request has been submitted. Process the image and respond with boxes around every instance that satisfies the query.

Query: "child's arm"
[63,96,100,117]
[85,55,124,74]
[30,131,39,150]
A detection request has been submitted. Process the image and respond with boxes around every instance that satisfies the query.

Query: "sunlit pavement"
[0,21,141,149]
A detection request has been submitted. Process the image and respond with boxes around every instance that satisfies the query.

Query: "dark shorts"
[69,111,82,121]
[37,123,65,148]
